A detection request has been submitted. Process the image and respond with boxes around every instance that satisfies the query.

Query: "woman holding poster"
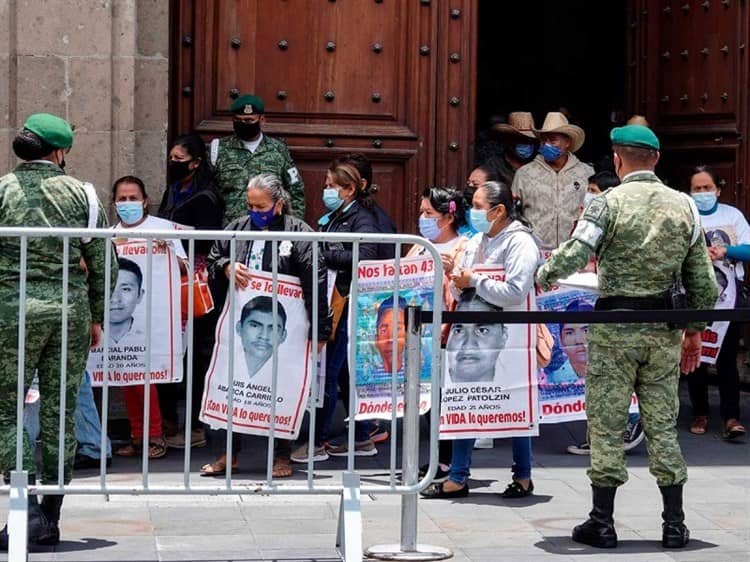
[291,157,383,463]
[422,181,541,500]
[110,175,187,460]
[202,173,330,478]
[407,187,468,482]
[687,165,749,440]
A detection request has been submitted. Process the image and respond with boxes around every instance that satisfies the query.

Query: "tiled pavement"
[1,380,748,561]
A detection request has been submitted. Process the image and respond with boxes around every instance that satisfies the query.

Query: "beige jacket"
[511,154,594,250]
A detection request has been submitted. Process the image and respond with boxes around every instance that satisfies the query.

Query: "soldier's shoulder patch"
[288,167,300,184]
[584,196,607,222]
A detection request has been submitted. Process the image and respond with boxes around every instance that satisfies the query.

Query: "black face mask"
[168,160,193,182]
[233,120,261,141]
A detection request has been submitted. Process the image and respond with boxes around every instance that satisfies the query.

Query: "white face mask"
[583,192,598,208]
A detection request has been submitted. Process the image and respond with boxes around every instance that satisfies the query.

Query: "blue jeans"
[449,436,532,486]
[24,371,111,459]
[315,309,373,446]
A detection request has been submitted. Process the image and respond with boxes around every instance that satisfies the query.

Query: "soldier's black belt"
[595,295,668,311]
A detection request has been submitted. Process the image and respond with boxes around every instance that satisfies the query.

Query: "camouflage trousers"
[586,341,687,487]
[0,305,90,485]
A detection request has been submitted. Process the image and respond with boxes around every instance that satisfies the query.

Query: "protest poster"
[537,280,639,423]
[700,260,736,365]
[536,284,595,423]
[87,238,182,386]
[439,267,538,439]
[200,270,311,439]
[353,256,435,420]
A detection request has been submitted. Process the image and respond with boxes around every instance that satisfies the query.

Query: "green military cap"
[230,94,265,115]
[610,124,660,150]
[23,113,74,149]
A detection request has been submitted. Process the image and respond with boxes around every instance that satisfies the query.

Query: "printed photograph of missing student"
[445,289,508,384]
[543,298,593,386]
[110,257,145,345]
[236,296,288,379]
[373,295,407,377]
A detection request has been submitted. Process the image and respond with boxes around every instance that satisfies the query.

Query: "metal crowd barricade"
[0,227,448,562]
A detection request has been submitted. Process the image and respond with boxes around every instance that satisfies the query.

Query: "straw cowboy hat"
[535,112,586,152]
[492,112,537,140]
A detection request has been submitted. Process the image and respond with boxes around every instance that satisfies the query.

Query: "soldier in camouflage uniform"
[0,114,116,548]
[536,125,717,550]
[210,94,305,223]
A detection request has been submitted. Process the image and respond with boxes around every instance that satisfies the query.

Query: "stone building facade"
[0,0,170,212]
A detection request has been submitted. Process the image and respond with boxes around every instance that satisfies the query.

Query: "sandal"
[272,456,293,478]
[501,479,534,499]
[200,454,239,477]
[115,440,142,457]
[723,418,746,440]
[690,416,708,435]
[148,438,167,459]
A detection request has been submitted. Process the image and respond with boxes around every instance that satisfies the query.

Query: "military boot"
[660,485,690,548]
[0,489,52,550]
[37,495,63,545]
[572,485,618,548]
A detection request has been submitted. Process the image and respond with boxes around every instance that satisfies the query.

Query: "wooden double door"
[171,1,749,230]
[171,0,475,230]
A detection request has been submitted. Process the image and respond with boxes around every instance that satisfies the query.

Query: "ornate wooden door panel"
[171,0,448,230]
[628,0,749,215]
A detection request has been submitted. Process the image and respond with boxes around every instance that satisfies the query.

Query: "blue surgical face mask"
[322,188,344,212]
[692,192,718,213]
[418,217,442,241]
[539,142,563,162]
[116,201,144,225]
[469,208,493,234]
[248,207,276,229]
[583,192,598,208]
[514,143,536,160]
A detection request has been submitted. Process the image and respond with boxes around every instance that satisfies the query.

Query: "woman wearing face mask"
[421,181,541,499]
[112,175,188,460]
[291,158,383,463]
[201,174,330,477]
[407,187,468,483]
[158,135,225,448]
[687,165,750,440]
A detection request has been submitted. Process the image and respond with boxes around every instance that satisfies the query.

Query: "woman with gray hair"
[202,173,331,478]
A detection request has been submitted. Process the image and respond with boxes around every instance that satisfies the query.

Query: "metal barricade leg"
[336,471,362,562]
[8,470,29,562]
[365,307,452,561]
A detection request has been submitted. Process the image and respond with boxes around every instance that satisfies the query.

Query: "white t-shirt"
[699,203,750,280]
[241,133,264,154]
[114,215,188,260]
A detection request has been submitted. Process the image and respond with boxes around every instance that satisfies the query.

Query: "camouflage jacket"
[511,154,594,250]
[0,162,117,324]
[212,134,305,224]
[536,171,717,346]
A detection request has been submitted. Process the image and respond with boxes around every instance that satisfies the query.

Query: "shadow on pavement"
[534,536,718,555]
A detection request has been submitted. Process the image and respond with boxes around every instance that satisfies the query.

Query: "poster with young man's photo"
[439,267,538,440]
[536,283,639,423]
[87,239,183,386]
[353,256,436,420]
[200,271,311,439]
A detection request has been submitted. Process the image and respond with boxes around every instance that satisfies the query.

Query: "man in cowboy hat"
[511,112,594,249]
[209,94,305,224]
[490,111,539,186]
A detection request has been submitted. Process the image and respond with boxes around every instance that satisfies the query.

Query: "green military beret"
[230,94,265,115]
[23,113,74,149]
[610,124,660,150]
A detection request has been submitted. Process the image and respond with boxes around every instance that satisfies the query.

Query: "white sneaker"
[290,443,329,463]
[623,419,645,452]
[473,438,494,449]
